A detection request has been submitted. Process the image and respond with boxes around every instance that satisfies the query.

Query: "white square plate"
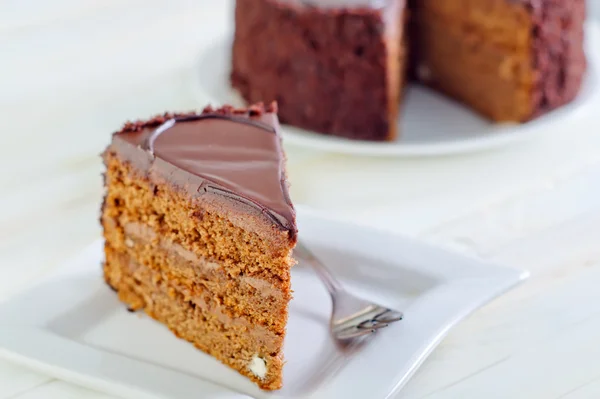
[0,207,527,399]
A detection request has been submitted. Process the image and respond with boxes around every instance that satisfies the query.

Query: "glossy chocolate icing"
[277,0,390,9]
[110,108,296,234]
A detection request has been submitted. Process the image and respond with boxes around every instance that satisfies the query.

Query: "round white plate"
[195,22,600,157]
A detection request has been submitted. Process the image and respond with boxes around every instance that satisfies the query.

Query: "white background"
[0,1,600,398]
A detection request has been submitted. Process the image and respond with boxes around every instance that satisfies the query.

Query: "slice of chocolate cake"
[101,102,297,390]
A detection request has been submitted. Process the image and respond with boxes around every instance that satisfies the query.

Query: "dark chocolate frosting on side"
[520,0,587,117]
[110,103,297,236]
[275,0,392,9]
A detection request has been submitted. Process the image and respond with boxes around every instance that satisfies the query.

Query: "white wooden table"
[1,1,600,398]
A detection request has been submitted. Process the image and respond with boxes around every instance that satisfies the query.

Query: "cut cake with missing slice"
[100,102,297,390]
[231,0,586,141]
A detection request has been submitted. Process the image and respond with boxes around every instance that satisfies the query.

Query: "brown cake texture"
[231,0,587,141]
[231,0,407,141]
[101,102,297,390]
[411,0,587,122]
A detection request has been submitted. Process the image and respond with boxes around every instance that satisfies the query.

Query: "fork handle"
[295,242,343,295]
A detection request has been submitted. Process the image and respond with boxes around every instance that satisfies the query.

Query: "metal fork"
[295,242,404,341]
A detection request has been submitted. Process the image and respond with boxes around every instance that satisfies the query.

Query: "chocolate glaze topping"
[110,103,296,235]
[522,0,587,118]
[276,0,391,9]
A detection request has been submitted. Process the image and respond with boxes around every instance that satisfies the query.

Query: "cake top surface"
[276,0,391,9]
[111,103,296,235]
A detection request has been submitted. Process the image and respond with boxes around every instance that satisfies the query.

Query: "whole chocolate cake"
[231,0,587,141]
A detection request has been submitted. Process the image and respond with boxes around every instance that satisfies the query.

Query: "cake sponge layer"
[104,245,285,390]
[103,216,290,333]
[413,0,535,121]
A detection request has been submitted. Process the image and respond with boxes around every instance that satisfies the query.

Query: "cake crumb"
[249,355,267,379]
